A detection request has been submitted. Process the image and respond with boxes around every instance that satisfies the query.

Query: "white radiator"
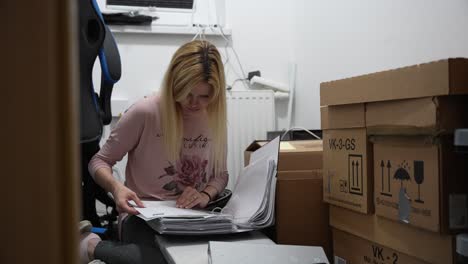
[226,90,276,190]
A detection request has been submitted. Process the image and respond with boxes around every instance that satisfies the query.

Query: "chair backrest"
[78,0,121,228]
[79,0,121,143]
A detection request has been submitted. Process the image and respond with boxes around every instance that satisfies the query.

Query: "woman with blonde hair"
[80,40,228,264]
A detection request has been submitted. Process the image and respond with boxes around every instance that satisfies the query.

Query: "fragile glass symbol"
[413,160,424,204]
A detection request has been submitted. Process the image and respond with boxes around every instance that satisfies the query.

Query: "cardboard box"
[333,229,427,264]
[244,140,331,257]
[330,205,455,264]
[366,96,468,135]
[321,104,373,214]
[276,170,331,257]
[320,59,468,216]
[244,140,323,171]
[320,58,468,106]
[373,135,468,233]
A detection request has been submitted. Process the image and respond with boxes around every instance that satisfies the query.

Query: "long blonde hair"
[160,40,227,180]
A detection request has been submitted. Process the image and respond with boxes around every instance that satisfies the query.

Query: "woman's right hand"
[112,184,145,215]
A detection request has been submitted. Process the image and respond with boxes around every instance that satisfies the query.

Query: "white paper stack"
[134,136,280,235]
[208,241,330,264]
[224,157,277,229]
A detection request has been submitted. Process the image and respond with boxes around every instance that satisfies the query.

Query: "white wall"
[293,0,468,128]
[224,0,296,130]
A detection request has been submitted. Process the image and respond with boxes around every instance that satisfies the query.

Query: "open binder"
[134,136,280,235]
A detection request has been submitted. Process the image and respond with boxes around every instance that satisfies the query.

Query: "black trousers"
[81,139,117,227]
[94,215,167,264]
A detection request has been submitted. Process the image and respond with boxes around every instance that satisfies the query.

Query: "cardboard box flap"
[320,58,468,106]
[277,170,322,181]
[279,140,323,152]
[366,97,437,133]
[321,103,365,130]
[244,140,323,171]
[366,96,468,135]
[245,140,322,153]
[369,135,437,147]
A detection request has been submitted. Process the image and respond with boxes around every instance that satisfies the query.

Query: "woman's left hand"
[176,186,210,209]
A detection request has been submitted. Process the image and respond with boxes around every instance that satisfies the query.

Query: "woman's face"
[180,82,212,113]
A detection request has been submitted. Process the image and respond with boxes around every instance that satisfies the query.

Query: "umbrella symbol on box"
[394,168,411,187]
[394,161,411,188]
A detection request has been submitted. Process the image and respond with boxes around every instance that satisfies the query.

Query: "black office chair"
[79,0,121,229]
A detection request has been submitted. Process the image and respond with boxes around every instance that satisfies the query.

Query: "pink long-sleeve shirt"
[88,94,228,200]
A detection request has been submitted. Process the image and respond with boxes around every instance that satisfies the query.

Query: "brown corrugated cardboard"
[323,128,373,214]
[276,170,331,257]
[373,135,468,233]
[244,140,323,171]
[320,103,365,130]
[333,229,427,264]
[321,103,374,214]
[366,96,468,135]
[330,205,455,264]
[320,58,468,106]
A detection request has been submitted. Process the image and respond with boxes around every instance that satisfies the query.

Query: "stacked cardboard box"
[330,205,455,264]
[333,228,428,264]
[320,58,468,263]
[244,140,331,257]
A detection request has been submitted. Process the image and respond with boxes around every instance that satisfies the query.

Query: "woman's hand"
[176,186,210,209]
[112,184,145,215]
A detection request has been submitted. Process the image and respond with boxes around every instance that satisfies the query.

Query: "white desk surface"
[155,231,275,264]
[208,241,329,264]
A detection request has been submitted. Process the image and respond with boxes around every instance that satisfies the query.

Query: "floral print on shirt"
[159,154,211,195]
